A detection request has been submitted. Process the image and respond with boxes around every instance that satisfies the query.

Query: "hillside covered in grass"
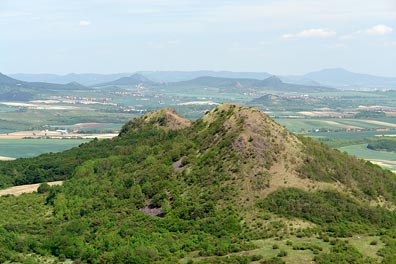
[1,104,396,263]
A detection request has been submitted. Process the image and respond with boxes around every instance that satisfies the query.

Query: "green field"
[339,144,396,160]
[0,139,90,158]
[339,144,396,172]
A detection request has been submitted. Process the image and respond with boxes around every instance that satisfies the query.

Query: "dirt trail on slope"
[0,181,63,196]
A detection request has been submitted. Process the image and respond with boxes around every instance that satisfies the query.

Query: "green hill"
[95,73,155,87]
[0,73,90,101]
[1,104,396,263]
[175,76,334,93]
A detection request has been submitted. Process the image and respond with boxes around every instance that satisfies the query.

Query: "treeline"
[367,138,396,152]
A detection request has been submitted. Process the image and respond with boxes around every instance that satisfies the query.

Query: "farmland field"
[0,139,89,158]
[276,118,396,132]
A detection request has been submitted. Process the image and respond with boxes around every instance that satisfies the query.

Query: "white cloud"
[341,24,393,39]
[282,29,336,40]
[365,24,393,35]
[79,20,92,26]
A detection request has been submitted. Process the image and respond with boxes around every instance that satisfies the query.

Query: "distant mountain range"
[301,68,396,89]
[6,68,396,90]
[10,71,272,85]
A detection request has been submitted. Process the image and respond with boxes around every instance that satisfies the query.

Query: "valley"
[2,71,396,166]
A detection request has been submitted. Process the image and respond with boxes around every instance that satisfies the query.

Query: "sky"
[1,0,396,76]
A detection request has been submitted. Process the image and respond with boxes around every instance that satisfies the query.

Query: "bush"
[370,240,378,245]
[37,183,51,193]
[277,250,287,257]
[261,257,285,264]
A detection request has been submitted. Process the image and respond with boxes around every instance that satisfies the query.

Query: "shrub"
[370,240,378,245]
[37,183,51,193]
[277,250,287,257]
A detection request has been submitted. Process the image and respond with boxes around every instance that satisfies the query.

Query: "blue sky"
[1,0,395,76]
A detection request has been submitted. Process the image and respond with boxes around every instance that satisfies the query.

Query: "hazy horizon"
[2,0,395,76]
[5,68,396,79]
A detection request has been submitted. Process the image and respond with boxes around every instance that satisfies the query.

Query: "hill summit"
[1,104,396,263]
[95,73,155,86]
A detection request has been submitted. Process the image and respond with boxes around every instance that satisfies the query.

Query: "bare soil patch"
[0,181,63,196]
[0,156,15,161]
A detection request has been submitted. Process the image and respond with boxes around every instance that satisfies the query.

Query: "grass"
[180,235,384,264]
[250,236,329,263]
[0,139,89,158]
[347,235,384,260]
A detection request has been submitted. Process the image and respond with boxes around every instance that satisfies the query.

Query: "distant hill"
[10,73,131,86]
[0,72,22,86]
[1,104,396,262]
[279,76,322,86]
[0,73,90,101]
[174,76,258,87]
[175,75,334,93]
[138,70,272,82]
[94,73,156,87]
[303,68,396,89]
